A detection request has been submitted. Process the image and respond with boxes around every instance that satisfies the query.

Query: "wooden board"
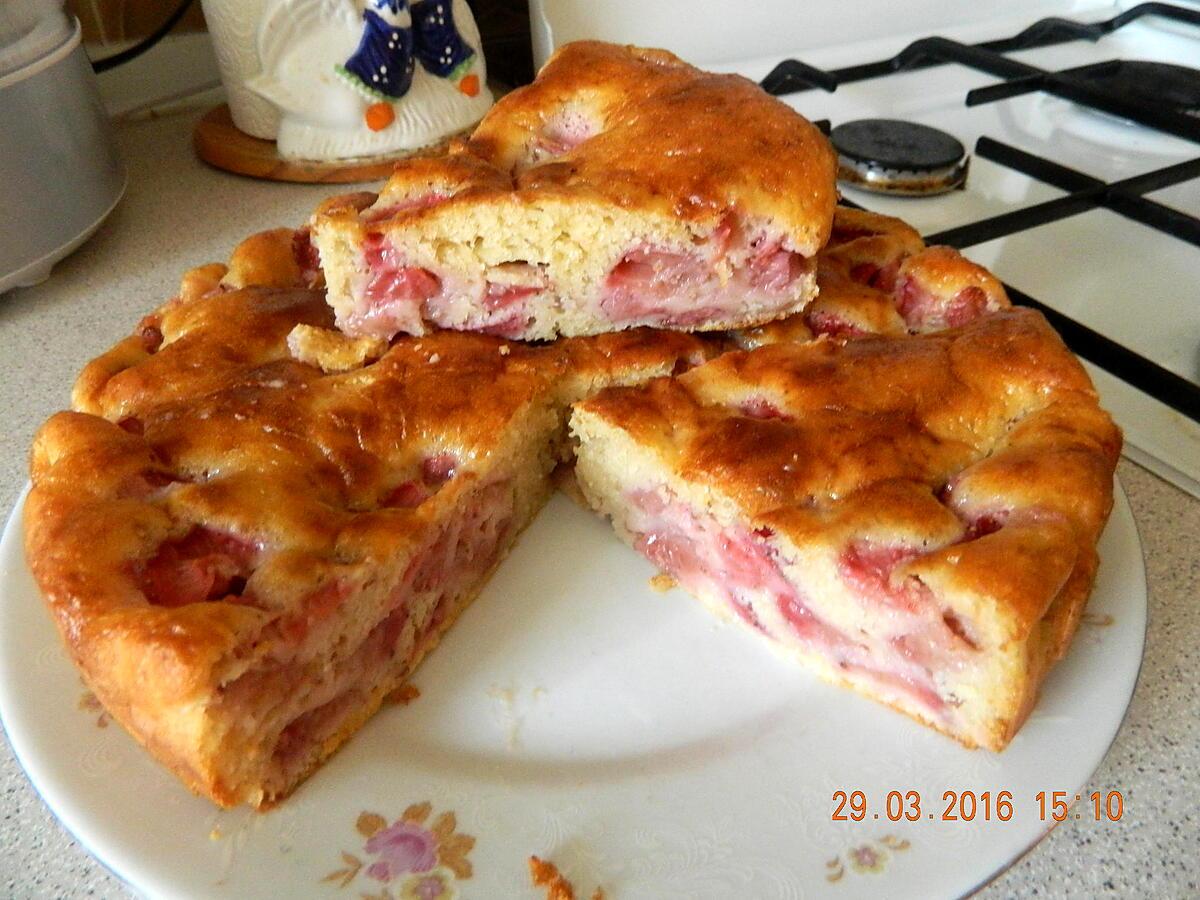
[192,104,467,184]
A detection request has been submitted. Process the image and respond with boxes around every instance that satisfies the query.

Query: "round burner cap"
[830,119,968,196]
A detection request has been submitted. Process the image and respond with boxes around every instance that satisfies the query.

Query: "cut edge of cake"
[569,311,1121,751]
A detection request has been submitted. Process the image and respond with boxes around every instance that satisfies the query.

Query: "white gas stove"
[533,0,1200,497]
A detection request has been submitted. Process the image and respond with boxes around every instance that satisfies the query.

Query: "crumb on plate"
[649,573,676,592]
[386,683,421,706]
[528,855,605,900]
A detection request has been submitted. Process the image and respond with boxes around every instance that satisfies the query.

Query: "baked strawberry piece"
[26,229,708,808]
[312,41,836,341]
[735,207,1010,347]
[572,309,1121,750]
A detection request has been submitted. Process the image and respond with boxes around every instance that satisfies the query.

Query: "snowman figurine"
[202,0,493,162]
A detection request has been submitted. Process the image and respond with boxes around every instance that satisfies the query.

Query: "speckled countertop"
[1,111,1197,899]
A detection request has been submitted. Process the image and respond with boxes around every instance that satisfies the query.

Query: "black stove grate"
[760,2,1200,426]
[922,139,1200,250]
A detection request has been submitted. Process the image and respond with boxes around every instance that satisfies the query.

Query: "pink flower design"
[852,846,877,865]
[848,843,886,873]
[323,804,474,891]
[364,820,439,882]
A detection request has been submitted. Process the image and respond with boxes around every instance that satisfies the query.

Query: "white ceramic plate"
[0,483,1146,900]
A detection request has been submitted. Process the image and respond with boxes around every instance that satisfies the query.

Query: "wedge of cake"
[26,228,708,808]
[311,41,837,341]
[734,206,1010,347]
[571,309,1121,750]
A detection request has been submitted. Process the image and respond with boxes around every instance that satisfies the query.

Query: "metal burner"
[829,119,968,196]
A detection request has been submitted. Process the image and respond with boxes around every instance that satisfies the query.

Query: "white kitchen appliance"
[0,0,125,293]
[531,0,1200,499]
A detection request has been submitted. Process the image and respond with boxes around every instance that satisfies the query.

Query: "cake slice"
[734,206,1010,347]
[311,41,837,341]
[26,229,708,809]
[571,310,1121,750]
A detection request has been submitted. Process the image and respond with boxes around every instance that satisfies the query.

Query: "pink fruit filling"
[602,232,811,328]
[347,220,811,339]
[629,489,774,634]
[350,235,542,339]
[216,478,516,797]
[384,481,432,509]
[484,282,539,311]
[139,526,259,607]
[838,542,924,613]
[739,397,790,420]
[964,511,1006,541]
[939,478,1013,541]
[623,487,981,717]
[292,228,321,284]
[421,451,457,484]
[357,233,444,336]
[530,109,599,161]
[805,309,869,338]
[405,479,514,594]
[835,540,979,682]
[383,453,460,509]
[896,278,992,332]
[478,282,544,337]
[136,317,163,353]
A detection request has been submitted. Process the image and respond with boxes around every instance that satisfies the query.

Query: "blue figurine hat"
[337,0,417,101]
[337,0,476,104]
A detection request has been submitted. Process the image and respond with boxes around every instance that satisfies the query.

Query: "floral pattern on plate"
[322,803,475,899]
[825,834,911,882]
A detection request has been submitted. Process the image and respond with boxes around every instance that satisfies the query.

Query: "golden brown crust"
[343,42,836,251]
[467,41,836,249]
[219,228,306,290]
[286,324,389,373]
[586,309,1117,574]
[369,152,512,210]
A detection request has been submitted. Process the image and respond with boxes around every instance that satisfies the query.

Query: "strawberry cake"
[571,310,1121,750]
[311,41,837,341]
[22,57,1121,805]
[25,227,708,808]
